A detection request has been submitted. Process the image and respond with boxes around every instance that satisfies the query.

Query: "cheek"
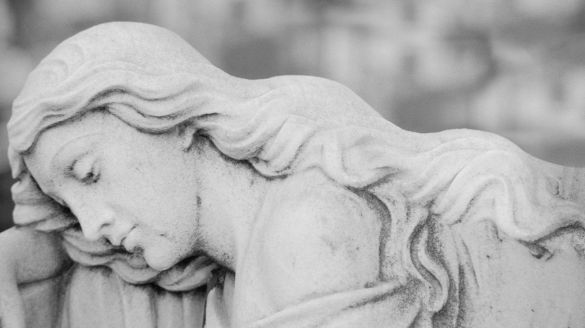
[110,145,200,227]
[119,154,201,243]
[136,172,200,232]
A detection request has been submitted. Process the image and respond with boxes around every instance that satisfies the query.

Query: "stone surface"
[1,22,585,328]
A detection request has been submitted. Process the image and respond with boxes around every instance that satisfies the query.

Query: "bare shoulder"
[259,169,382,309]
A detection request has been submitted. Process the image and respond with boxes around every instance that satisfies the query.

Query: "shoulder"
[267,168,380,242]
[258,169,382,308]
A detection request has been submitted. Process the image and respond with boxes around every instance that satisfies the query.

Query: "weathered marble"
[1,22,585,328]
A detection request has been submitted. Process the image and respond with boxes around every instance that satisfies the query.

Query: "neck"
[194,139,272,271]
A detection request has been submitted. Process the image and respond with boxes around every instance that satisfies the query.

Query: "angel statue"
[1,22,585,328]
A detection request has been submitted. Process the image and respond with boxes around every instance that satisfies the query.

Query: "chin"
[144,247,182,271]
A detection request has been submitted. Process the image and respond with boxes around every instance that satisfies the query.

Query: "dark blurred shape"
[0,171,14,232]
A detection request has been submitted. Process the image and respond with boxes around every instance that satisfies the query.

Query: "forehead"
[28,111,116,157]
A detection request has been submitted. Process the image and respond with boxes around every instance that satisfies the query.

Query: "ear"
[178,124,198,151]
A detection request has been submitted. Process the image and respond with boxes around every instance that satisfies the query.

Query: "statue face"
[24,110,202,271]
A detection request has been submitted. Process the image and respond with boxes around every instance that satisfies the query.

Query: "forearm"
[0,227,71,284]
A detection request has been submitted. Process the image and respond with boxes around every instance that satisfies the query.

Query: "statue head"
[7,21,388,275]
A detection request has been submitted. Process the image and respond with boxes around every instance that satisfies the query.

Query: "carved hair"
[8,22,585,313]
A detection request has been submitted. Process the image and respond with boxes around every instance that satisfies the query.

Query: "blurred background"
[2,0,585,231]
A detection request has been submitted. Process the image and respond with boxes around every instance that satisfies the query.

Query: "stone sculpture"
[1,22,585,328]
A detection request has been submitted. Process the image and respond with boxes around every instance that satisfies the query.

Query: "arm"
[247,179,426,328]
[0,227,71,328]
[0,227,70,284]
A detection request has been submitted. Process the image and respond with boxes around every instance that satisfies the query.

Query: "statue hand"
[0,233,25,328]
[0,227,71,328]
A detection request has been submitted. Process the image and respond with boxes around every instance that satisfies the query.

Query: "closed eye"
[68,155,100,185]
[81,170,100,184]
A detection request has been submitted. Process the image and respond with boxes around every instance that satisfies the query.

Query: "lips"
[119,235,128,247]
[122,227,140,253]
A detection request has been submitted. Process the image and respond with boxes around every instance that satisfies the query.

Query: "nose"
[71,202,115,242]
